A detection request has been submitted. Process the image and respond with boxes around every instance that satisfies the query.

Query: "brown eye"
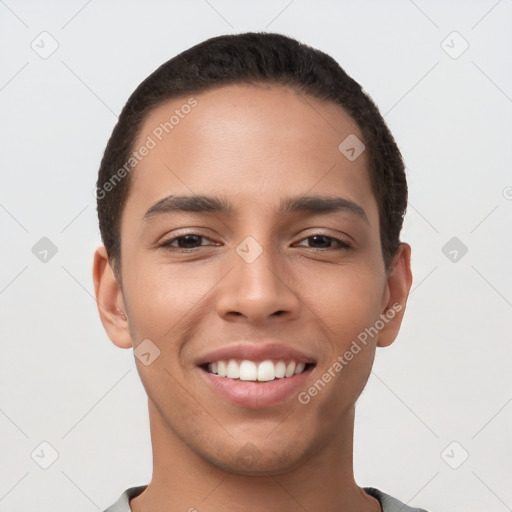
[158,233,214,251]
[174,234,204,249]
[297,235,352,250]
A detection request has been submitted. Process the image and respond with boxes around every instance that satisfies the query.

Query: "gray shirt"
[102,485,430,511]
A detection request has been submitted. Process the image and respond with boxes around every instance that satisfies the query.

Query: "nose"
[215,241,301,326]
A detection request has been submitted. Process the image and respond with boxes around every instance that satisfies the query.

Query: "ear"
[376,242,413,348]
[92,245,133,349]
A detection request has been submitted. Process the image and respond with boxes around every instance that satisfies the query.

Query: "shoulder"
[363,487,431,512]
[102,484,430,512]
[102,485,148,512]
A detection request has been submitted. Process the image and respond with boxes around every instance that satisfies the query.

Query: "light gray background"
[1,1,511,511]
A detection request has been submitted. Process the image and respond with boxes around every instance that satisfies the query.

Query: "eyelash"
[157,233,353,252]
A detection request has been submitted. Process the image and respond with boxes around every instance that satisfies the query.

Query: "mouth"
[196,345,317,408]
[200,359,315,382]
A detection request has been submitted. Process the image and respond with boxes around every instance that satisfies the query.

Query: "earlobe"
[377,243,413,348]
[92,245,133,349]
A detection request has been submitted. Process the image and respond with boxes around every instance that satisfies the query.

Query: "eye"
[295,234,352,250]
[157,232,352,253]
[158,233,216,251]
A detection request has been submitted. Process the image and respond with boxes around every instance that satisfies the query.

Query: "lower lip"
[199,367,313,408]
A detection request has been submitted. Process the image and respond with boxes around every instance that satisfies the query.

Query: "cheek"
[123,259,214,341]
[303,263,384,406]
[300,271,380,430]
[306,263,385,340]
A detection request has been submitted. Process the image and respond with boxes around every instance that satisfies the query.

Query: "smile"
[196,342,316,407]
[206,359,309,381]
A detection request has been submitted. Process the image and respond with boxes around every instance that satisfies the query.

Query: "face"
[95,83,411,476]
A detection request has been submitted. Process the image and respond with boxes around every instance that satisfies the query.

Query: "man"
[93,32,427,511]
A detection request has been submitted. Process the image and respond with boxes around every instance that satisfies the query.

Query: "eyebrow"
[143,194,369,224]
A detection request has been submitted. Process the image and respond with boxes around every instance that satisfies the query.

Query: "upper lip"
[195,342,316,366]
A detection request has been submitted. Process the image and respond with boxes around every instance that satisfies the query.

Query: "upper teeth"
[208,360,306,381]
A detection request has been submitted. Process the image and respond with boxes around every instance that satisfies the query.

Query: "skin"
[93,83,412,512]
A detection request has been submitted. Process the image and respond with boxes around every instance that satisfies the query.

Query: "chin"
[204,438,312,477]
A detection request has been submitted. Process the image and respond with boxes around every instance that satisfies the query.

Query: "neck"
[130,401,381,512]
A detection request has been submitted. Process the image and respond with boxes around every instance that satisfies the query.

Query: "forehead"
[123,83,376,225]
